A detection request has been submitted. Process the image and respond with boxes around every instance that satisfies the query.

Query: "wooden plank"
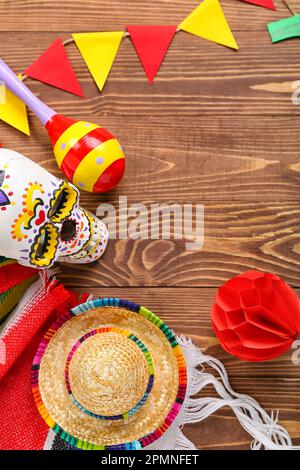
[58,201,300,288]
[0,0,299,450]
[2,115,300,203]
[0,31,299,117]
[72,287,300,449]
[0,0,294,32]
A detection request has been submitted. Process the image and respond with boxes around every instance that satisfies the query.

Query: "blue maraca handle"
[0,58,55,125]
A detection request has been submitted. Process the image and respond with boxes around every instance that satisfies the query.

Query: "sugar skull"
[0,149,109,268]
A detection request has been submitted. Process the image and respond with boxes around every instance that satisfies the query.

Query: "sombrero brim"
[31,298,187,450]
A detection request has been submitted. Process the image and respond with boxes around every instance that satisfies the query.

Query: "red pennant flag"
[240,0,276,10]
[24,38,84,97]
[126,25,177,84]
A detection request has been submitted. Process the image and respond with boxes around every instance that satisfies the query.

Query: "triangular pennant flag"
[72,32,123,92]
[24,38,84,97]
[240,0,276,10]
[178,0,238,50]
[268,14,300,42]
[0,80,30,135]
[126,25,177,83]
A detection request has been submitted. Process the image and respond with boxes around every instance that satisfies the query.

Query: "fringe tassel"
[40,268,59,286]
[148,336,299,451]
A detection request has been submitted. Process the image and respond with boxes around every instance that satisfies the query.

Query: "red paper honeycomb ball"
[211,270,300,362]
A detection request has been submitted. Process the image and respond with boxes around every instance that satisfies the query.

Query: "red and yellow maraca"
[46,114,125,192]
[0,58,125,193]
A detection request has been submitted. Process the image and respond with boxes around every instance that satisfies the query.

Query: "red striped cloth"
[0,262,82,449]
[0,260,37,295]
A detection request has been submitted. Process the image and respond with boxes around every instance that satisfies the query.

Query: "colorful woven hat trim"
[31,298,187,450]
[65,327,154,420]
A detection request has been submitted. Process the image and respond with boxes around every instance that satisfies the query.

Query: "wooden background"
[0,0,299,449]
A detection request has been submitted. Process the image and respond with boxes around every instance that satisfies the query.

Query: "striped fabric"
[0,257,38,325]
[0,276,83,450]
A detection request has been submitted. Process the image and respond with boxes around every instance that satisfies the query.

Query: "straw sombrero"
[31,298,187,450]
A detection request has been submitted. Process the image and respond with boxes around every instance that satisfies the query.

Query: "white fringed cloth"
[147,337,299,451]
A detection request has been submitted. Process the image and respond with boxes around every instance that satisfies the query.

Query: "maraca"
[0,58,125,193]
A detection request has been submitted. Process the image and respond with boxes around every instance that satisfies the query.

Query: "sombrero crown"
[32,298,187,450]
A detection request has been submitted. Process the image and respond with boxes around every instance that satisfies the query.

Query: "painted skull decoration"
[0,149,109,268]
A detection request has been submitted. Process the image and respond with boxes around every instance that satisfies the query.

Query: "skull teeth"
[58,212,108,264]
[72,223,103,258]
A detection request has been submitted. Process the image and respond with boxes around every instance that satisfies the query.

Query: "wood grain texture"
[0,0,295,32]
[0,0,299,450]
[2,115,300,202]
[74,287,300,450]
[58,201,300,288]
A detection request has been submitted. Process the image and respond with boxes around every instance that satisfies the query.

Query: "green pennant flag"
[268,14,300,43]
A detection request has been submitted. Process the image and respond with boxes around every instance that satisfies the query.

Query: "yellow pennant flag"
[72,31,124,92]
[0,80,30,135]
[178,0,238,50]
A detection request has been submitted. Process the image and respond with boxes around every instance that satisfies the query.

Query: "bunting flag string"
[24,38,84,97]
[72,32,124,92]
[1,0,282,135]
[178,0,238,50]
[126,25,177,84]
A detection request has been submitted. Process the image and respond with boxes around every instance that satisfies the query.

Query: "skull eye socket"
[61,219,77,242]
[35,231,47,259]
[30,223,59,268]
[48,182,78,223]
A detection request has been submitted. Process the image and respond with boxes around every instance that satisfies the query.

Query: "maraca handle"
[0,58,55,125]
